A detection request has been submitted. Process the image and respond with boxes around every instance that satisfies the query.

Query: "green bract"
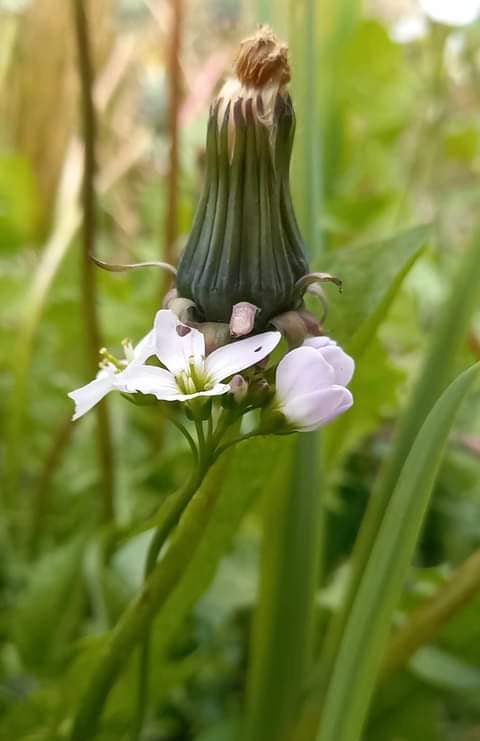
[176,85,309,329]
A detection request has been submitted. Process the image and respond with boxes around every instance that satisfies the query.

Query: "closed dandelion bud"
[176,26,309,330]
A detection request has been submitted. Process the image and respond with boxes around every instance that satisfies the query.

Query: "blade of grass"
[161,0,183,298]
[315,362,479,741]
[320,233,480,681]
[72,0,114,522]
[2,39,141,522]
[289,0,322,254]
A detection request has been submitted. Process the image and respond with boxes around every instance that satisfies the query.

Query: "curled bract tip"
[90,254,177,276]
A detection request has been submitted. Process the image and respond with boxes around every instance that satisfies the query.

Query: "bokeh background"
[1,1,480,739]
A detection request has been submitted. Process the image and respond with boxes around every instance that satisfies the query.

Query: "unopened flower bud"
[230,374,248,403]
[176,26,309,330]
[271,337,354,432]
[248,378,273,407]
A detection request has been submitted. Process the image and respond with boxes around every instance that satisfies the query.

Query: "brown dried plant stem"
[72,0,115,522]
[162,0,183,296]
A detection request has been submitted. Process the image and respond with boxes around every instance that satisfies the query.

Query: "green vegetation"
[1,2,480,740]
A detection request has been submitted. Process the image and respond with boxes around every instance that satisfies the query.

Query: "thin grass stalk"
[242,3,324,739]
[72,0,115,522]
[162,0,183,297]
[2,42,140,522]
[289,0,322,253]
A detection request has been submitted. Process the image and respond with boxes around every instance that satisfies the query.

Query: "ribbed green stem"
[70,461,225,741]
[130,463,205,741]
[242,433,320,741]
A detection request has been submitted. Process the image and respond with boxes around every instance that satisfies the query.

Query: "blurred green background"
[1,1,480,739]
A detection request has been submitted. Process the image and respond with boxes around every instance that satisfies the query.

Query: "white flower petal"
[154,310,205,374]
[205,331,281,382]
[320,345,355,386]
[132,329,156,364]
[420,0,480,26]
[303,336,336,350]
[276,346,335,402]
[68,369,115,421]
[282,387,353,432]
[173,383,231,402]
[116,365,179,400]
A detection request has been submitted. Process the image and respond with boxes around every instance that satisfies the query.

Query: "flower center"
[175,357,212,395]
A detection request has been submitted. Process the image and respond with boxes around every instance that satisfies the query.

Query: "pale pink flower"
[273,336,354,432]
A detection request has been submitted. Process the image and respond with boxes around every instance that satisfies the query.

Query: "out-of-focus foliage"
[0,1,479,740]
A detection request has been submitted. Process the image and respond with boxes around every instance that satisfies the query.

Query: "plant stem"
[70,460,224,741]
[72,0,115,523]
[194,417,207,462]
[242,6,325,739]
[242,432,320,741]
[382,546,480,678]
[168,414,198,461]
[130,465,207,740]
[213,430,263,459]
[162,0,183,298]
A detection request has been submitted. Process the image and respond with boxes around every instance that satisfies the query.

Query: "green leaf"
[315,363,479,741]
[322,224,430,355]
[12,538,85,673]
[373,234,480,511]
[336,21,417,129]
[324,336,405,469]
[317,234,480,697]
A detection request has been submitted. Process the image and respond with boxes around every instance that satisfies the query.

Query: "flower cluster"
[70,29,355,445]
[69,309,353,435]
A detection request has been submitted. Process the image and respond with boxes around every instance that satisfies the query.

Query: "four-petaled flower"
[272,336,354,432]
[68,330,156,421]
[69,310,281,419]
